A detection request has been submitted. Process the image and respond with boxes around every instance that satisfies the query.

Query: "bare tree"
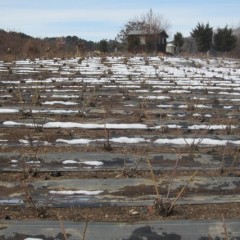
[117,9,170,50]
[141,9,171,33]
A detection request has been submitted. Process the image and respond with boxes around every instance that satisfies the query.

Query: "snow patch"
[56,139,93,144]
[50,190,103,195]
[24,238,43,240]
[42,101,78,105]
[0,109,19,113]
[110,137,146,143]
[83,161,103,166]
[63,160,78,164]
[154,138,240,146]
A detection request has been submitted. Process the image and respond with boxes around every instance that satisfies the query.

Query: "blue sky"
[0,0,239,41]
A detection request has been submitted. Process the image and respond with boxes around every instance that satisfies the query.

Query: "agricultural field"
[0,55,240,239]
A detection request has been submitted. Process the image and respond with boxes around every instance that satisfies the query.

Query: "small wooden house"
[127,30,168,53]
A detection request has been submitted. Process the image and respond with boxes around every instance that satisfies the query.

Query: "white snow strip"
[19,139,50,145]
[157,105,173,108]
[0,94,13,98]
[153,124,181,129]
[56,139,93,144]
[52,94,78,98]
[32,109,78,114]
[49,190,103,195]
[26,161,41,164]
[44,122,147,129]
[62,159,103,166]
[56,137,147,144]
[83,161,103,166]
[3,121,24,126]
[154,138,240,145]
[138,96,170,100]
[124,104,136,107]
[63,160,78,164]
[42,101,78,105]
[193,113,201,117]
[179,104,212,109]
[4,121,148,129]
[219,92,240,95]
[167,124,182,128]
[19,139,29,144]
[192,97,207,100]
[11,160,18,163]
[0,109,19,113]
[188,125,236,130]
[110,137,146,143]
[3,121,38,128]
[24,238,43,240]
[129,89,149,93]
[169,90,191,93]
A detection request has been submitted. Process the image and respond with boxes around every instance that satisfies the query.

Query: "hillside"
[0,29,96,59]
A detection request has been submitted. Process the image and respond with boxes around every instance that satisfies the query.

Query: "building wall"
[128,33,167,52]
[166,45,175,54]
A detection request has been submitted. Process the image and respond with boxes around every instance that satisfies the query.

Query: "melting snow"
[56,139,93,144]
[24,238,43,240]
[3,120,238,133]
[0,109,19,113]
[154,138,240,146]
[110,137,147,143]
[83,161,103,166]
[44,122,147,129]
[11,160,18,163]
[50,190,103,195]
[63,160,78,164]
[179,104,212,109]
[188,125,236,130]
[42,101,78,105]
[19,139,50,146]
[138,96,170,100]
[157,104,173,108]
[62,160,103,166]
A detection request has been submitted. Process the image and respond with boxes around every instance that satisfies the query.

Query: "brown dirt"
[0,169,238,182]
[1,169,240,222]
[1,203,240,222]
[1,57,240,224]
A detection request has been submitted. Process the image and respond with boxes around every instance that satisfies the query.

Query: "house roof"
[166,43,176,48]
[128,30,168,38]
[167,42,176,47]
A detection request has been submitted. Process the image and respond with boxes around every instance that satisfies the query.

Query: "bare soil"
[1,56,240,225]
[1,203,240,222]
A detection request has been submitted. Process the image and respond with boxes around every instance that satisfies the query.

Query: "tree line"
[173,24,238,55]
[190,23,237,53]
[0,9,239,59]
[0,29,120,60]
